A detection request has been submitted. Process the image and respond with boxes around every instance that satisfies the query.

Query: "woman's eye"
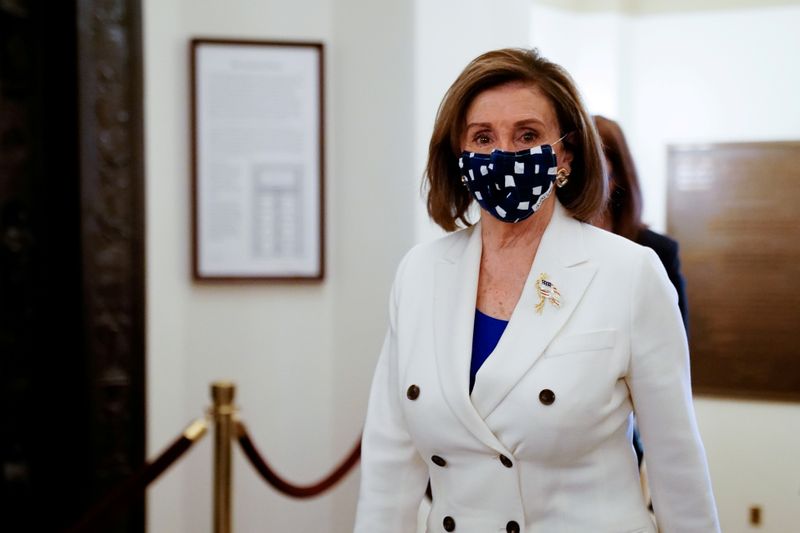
[474,133,491,145]
[520,131,537,143]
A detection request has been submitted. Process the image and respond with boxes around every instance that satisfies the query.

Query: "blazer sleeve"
[354,256,428,533]
[626,248,720,533]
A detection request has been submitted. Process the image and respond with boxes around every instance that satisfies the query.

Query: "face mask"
[459,138,564,223]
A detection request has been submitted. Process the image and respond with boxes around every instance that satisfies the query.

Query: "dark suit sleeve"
[637,230,689,333]
[667,241,688,332]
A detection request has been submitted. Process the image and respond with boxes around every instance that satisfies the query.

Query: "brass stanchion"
[211,381,237,533]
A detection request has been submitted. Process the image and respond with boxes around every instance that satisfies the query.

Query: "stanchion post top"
[211,381,236,406]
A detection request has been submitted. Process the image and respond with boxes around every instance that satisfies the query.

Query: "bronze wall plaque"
[667,141,800,401]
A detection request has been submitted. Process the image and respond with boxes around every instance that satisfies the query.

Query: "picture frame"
[190,39,325,281]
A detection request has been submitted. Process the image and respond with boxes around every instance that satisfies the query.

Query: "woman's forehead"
[464,82,558,129]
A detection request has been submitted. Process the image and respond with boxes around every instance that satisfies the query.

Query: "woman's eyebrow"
[514,118,545,128]
[465,122,492,130]
[465,118,546,130]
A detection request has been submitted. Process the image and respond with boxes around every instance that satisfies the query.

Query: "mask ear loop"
[551,131,571,147]
[550,131,571,159]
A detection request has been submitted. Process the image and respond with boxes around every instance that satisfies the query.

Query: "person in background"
[355,48,718,533]
[592,115,688,329]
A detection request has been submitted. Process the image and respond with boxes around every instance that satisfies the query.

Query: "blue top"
[470,309,509,393]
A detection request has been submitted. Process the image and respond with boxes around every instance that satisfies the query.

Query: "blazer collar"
[434,202,597,448]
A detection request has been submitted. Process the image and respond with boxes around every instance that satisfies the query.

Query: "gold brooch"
[535,273,561,314]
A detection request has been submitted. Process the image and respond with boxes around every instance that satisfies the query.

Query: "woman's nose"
[494,137,514,152]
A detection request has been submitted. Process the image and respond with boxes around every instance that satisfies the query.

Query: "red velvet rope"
[235,420,361,498]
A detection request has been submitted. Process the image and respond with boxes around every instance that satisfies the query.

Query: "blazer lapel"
[470,202,598,420]
[433,223,508,452]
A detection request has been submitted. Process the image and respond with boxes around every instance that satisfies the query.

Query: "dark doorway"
[0,1,145,531]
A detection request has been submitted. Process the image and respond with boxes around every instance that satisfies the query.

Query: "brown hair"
[593,115,644,241]
[425,48,606,231]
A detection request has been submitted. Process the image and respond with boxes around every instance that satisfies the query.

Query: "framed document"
[667,141,800,401]
[191,39,324,280]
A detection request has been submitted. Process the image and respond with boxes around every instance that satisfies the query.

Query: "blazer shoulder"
[581,223,650,262]
[398,225,474,270]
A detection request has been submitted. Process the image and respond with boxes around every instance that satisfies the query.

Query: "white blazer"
[355,201,719,533]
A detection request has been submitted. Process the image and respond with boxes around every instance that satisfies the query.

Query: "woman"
[593,115,688,328]
[355,48,719,533]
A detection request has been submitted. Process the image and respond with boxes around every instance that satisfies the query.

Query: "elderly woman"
[355,48,719,533]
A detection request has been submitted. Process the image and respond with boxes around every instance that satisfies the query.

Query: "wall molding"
[535,0,800,14]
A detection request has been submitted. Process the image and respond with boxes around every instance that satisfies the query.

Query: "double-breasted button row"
[407,384,420,400]
[440,516,518,532]
[432,453,511,469]
[408,383,555,406]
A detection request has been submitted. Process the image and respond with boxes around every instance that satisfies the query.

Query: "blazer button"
[431,455,447,467]
[407,384,420,400]
[499,454,513,468]
[538,388,555,405]
[443,516,456,531]
[506,520,520,533]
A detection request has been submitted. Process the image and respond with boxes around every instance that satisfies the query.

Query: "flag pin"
[535,273,561,314]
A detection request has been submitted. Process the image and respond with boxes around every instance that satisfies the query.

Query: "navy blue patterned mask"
[459,141,561,223]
